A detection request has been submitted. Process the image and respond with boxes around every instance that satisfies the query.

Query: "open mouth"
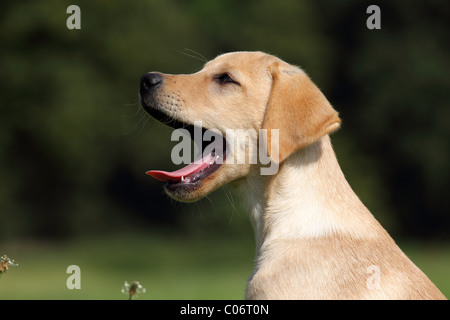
[144,107,227,189]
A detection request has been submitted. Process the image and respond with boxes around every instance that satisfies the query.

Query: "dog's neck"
[240,135,384,256]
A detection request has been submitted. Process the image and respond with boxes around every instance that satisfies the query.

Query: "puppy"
[139,51,446,299]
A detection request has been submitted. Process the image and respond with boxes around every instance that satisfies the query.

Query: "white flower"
[121,281,146,299]
[0,255,18,275]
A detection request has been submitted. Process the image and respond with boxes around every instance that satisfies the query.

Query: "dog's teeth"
[209,161,214,165]
[181,176,184,181]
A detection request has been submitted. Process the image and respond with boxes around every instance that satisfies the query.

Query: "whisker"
[176,48,208,63]
[184,48,208,62]
[204,194,213,205]
[123,103,143,119]
[224,187,240,224]
[121,94,154,139]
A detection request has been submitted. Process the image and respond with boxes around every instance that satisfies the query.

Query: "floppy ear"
[263,62,341,163]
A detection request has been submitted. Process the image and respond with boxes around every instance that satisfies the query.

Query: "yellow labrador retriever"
[139,51,446,299]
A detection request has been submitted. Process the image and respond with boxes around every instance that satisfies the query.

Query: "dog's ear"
[262,62,341,163]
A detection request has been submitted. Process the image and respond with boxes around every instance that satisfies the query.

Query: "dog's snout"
[140,72,163,94]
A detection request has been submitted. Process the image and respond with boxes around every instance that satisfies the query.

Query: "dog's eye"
[215,73,239,85]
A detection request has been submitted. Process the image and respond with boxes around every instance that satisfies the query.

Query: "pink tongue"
[146,153,214,182]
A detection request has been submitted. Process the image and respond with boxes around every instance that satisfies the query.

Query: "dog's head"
[139,51,340,202]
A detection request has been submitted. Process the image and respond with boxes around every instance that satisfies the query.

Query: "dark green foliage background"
[0,1,449,241]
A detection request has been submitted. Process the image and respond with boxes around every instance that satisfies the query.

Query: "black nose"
[140,72,163,94]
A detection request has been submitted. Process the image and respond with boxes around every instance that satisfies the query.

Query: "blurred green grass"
[0,232,254,300]
[1,233,449,299]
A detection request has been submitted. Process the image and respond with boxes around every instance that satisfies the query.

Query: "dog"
[139,51,446,299]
